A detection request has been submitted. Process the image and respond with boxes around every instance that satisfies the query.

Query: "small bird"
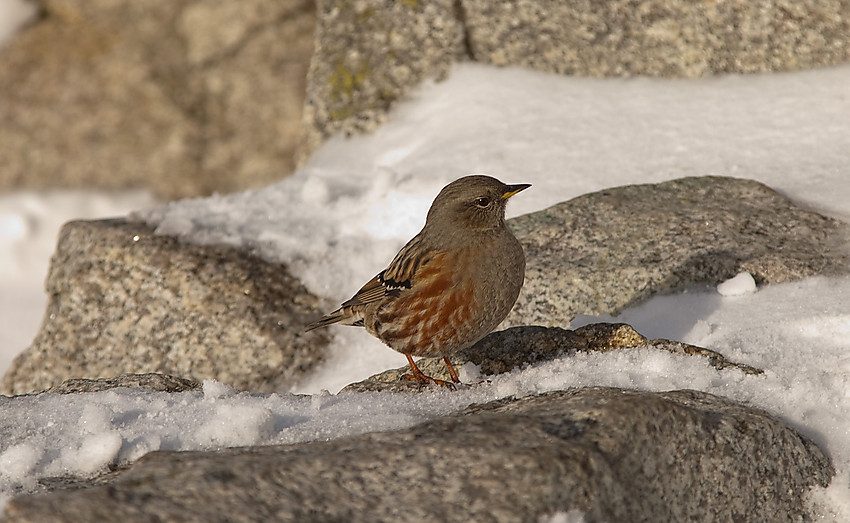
[306,175,529,386]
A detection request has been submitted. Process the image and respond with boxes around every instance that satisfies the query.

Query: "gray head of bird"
[424,175,530,238]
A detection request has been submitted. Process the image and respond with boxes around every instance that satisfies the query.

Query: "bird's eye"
[474,196,492,208]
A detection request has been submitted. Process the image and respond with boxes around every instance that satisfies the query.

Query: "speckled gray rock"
[461,0,850,77]
[45,373,202,395]
[344,323,762,393]
[0,219,331,395]
[299,0,850,160]
[0,0,314,199]
[2,388,833,522]
[296,0,465,164]
[505,176,849,327]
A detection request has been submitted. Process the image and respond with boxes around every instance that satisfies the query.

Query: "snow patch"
[717,272,757,296]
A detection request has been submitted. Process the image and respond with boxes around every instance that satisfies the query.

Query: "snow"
[0,14,849,516]
[716,272,757,297]
[539,511,587,523]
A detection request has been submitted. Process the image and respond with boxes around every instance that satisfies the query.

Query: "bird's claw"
[401,372,457,390]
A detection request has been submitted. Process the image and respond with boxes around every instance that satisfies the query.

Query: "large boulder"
[0,219,331,395]
[2,387,833,522]
[299,0,850,159]
[461,0,850,77]
[0,0,314,199]
[505,176,849,327]
[296,0,465,164]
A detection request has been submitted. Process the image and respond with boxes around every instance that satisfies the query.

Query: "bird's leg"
[443,356,460,383]
[403,354,454,388]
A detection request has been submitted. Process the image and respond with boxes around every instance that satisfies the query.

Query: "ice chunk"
[717,272,757,297]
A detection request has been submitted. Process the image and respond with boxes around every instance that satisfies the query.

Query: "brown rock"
[0,0,314,199]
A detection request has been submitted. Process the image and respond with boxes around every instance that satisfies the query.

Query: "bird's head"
[425,175,530,234]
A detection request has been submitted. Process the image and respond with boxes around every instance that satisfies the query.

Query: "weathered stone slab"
[0,219,331,395]
[2,387,832,522]
[505,176,849,327]
[45,373,202,395]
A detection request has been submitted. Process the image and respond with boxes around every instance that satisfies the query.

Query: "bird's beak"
[501,184,531,200]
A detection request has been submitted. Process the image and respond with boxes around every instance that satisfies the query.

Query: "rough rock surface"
[299,0,850,160]
[45,373,202,395]
[297,0,465,164]
[504,176,849,327]
[0,0,314,199]
[343,323,762,393]
[2,388,833,522]
[461,0,850,77]
[0,219,331,395]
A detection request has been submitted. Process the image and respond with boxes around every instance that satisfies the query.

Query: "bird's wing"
[342,234,436,308]
[305,234,440,332]
[339,274,390,308]
[380,234,432,291]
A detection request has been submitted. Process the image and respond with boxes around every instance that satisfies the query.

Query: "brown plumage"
[306,175,529,386]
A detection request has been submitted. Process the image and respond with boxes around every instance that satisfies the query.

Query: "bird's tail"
[305,307,363,332]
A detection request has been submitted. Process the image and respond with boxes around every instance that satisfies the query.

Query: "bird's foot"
[402,355,462,389]
[401,371,456,389]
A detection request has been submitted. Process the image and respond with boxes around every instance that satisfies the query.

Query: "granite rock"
[299,0,850,160]
[0,219,331,395]
[2,387,833,522]
[505,176,849,327]
[296,0,465,164]
[0,0,314,199]
[461,0,850,77]
[45,373,202,394]
[5,1,848,191]
[343,323,762,393]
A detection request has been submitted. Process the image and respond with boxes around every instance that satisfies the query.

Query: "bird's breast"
[371,251,480,357]
[370,233,524,358]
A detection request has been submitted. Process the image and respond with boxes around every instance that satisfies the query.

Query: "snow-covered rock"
[2,388,831,522]
[302,0,850,158]
[8,176,844,397]
[717,272,758,297]
[343,323,761,393]
[505,176,848,328]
